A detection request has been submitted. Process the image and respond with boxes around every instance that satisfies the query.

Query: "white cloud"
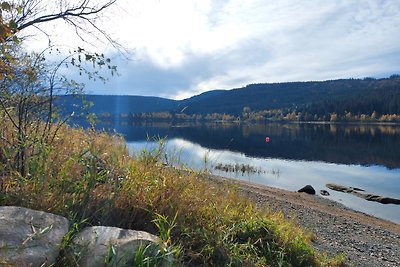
[24,0,400,98]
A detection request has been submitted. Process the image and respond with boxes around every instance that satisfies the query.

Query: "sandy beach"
[209,175,400,267]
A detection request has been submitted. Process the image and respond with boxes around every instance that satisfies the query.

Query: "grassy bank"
[0,121,346,266]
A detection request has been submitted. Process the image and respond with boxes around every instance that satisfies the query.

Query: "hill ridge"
[58,75,400,119]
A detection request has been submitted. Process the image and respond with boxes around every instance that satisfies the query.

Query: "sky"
[29,0,400,100]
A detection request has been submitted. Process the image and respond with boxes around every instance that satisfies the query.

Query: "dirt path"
[210,176,400,267]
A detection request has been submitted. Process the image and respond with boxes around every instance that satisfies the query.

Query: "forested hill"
[177,75,400,117]
[59,75,400,121]
[57,94,177,115]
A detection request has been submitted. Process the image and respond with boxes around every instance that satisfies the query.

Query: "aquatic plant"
[214,162,266,175]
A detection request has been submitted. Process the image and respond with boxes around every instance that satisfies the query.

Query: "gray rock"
[71,226,161,267]
[350,187,365,192]
[326,183,400,205]
[0,206,69,267]
[297,185,316,195]
[363,195,400,205]
[326,183,352,193]
[320,190,330,196]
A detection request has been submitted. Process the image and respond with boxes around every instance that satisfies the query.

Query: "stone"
[71,226,161,267]
[0,206,69,267]
[297,185,315,195]
[326,183,400,205]
[320,190,330,196]
[363,195,400,205]
[326,183,352,193]
[350,187,365,192]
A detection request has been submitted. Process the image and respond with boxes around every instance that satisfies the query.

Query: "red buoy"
[265,137,270,142]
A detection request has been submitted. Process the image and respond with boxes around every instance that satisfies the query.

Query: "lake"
[99,121,400,223]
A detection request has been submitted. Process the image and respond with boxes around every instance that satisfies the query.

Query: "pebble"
[238,186,400,267]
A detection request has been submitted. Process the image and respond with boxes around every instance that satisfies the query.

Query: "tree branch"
[17,0,117,31]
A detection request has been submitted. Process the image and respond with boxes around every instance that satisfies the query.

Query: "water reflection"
[107,122,400,169]
[128,137,400,223]
[94,121,400,223]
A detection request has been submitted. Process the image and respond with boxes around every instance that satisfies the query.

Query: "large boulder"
[0,206,69,267]
[71,226,161,267]
[297,185,316,195]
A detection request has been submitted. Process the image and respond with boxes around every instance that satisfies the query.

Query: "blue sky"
[29,0,400,99]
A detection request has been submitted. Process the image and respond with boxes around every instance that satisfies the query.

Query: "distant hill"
[176,76,400,116]
[58,75,400,120]
[57,94,178,115]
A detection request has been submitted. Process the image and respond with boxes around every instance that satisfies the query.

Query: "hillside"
[177,75,400,117]
[58,75,400,121]
[57,94,178,116]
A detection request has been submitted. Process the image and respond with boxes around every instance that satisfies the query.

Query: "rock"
[320,190,330,196]
[363,195,400,205]
[350,187,365,192]
[326,183,400,205]
[0,206,69,267]
[297,185,315,195]
[326,183,353,193]
[71,226,161,267]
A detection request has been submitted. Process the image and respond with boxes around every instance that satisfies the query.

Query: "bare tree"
[1,0,120,47]
[0,0,120,177]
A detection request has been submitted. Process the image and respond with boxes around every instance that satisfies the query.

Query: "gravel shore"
[210,176,400,267]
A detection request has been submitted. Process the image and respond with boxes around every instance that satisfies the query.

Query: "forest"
[64,75,400,123]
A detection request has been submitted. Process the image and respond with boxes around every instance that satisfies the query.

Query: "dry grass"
[0,117,347,266]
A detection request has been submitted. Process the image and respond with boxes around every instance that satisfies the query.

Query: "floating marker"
[265,137,270,142]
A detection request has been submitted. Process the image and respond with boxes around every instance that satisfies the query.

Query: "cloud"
[35,0,400,99]
[83,52,215,98]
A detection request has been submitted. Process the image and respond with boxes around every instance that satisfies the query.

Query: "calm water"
[101,121,400,223]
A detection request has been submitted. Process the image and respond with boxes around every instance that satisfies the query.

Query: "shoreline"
[208,174,399,232]
[207,174,400,267]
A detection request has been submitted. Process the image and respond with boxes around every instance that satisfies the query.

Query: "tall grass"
[0,117,347,266]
